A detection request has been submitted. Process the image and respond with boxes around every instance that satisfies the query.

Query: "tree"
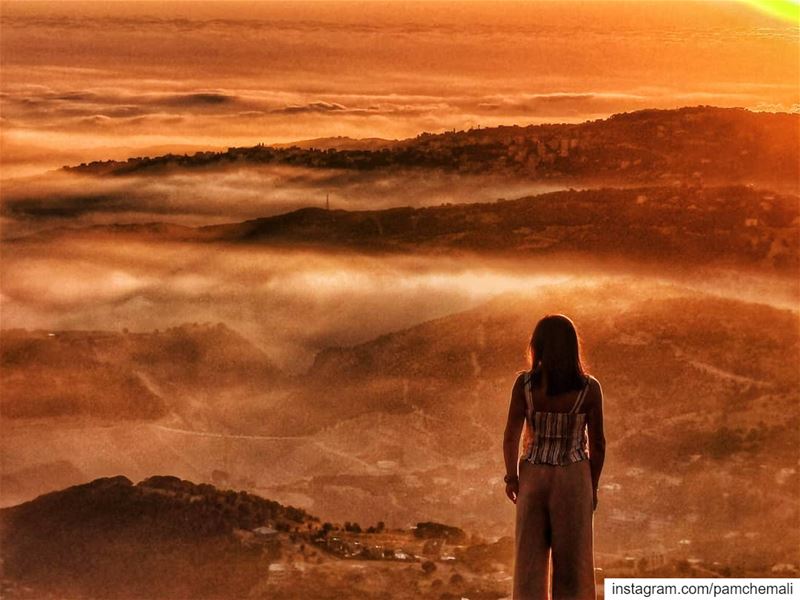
[414,521,467,543]
[344,521,362,533]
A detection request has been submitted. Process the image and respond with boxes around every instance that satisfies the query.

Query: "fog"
[0,167,572,238]
[0,238,574,371]
[3,234,797,373]
[2,0,798,175]
[1,1,798,593]
[3,197,798,587]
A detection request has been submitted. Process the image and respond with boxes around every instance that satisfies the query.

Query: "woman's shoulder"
[583,374,603,402]
[514,369,532,385]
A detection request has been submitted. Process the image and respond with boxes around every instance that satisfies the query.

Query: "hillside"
[0,475,309,599]
[16,185,800,275]
[64,107,800,185]
[0,323,282,420]
[0,476,517,600]
[258,283,799,568]
[2,282,798,570]
[2,472,774,600]
[200,185,798,273]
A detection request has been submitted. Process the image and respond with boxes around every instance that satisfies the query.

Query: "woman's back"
[503,313,605,599]
[520,371,592,466]
[528,376,591,412]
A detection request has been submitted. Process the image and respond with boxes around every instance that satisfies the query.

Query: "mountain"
[1,323,282,420]
[2,284,798,569]
[18,185,799,275]
[0,475,517,600]
[0,472,774,599]
[43,282,786,567]
[259,283,799,567]
[0,475,310,599]
[200,184,798,273]
[64,107,800,186]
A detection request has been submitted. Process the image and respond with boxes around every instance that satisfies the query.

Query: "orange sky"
[1,0,798,176]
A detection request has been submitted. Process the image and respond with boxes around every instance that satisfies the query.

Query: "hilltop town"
[64,107,799,186]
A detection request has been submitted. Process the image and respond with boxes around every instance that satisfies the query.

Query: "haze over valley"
[1,1,799,597]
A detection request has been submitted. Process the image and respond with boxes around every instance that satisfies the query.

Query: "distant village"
[232,512,798,598]
[65,107,797,187]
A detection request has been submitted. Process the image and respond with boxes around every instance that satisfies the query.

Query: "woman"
[502,314,606,600]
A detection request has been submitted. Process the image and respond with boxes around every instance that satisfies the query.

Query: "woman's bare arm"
[586,377,607,496]
[503,374,527,480]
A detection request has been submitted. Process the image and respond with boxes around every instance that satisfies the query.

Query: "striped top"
[520,371,590,466]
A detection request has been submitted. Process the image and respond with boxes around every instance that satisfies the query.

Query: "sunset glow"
[1,1,798,597]
[1,1,798,178]
[739,0,800,22]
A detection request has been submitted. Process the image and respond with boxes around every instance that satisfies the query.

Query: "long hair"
[527,314,587,396]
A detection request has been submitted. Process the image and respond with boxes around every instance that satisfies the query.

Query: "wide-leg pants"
[513,458,596,600]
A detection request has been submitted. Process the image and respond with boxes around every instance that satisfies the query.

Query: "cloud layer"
[1,1,798,176]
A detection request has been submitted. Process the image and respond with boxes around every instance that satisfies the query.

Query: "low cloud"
[162,92,238,107]
[0,167,569,238]
[2,234,795,374]
[4,239,572,370]
[273,101,348,114]
[2,0,796,175]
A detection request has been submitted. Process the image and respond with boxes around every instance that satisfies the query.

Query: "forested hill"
[0,475,512,599]
[0,475,312,598]
[64,106,799,184]
[17,185,799,274]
